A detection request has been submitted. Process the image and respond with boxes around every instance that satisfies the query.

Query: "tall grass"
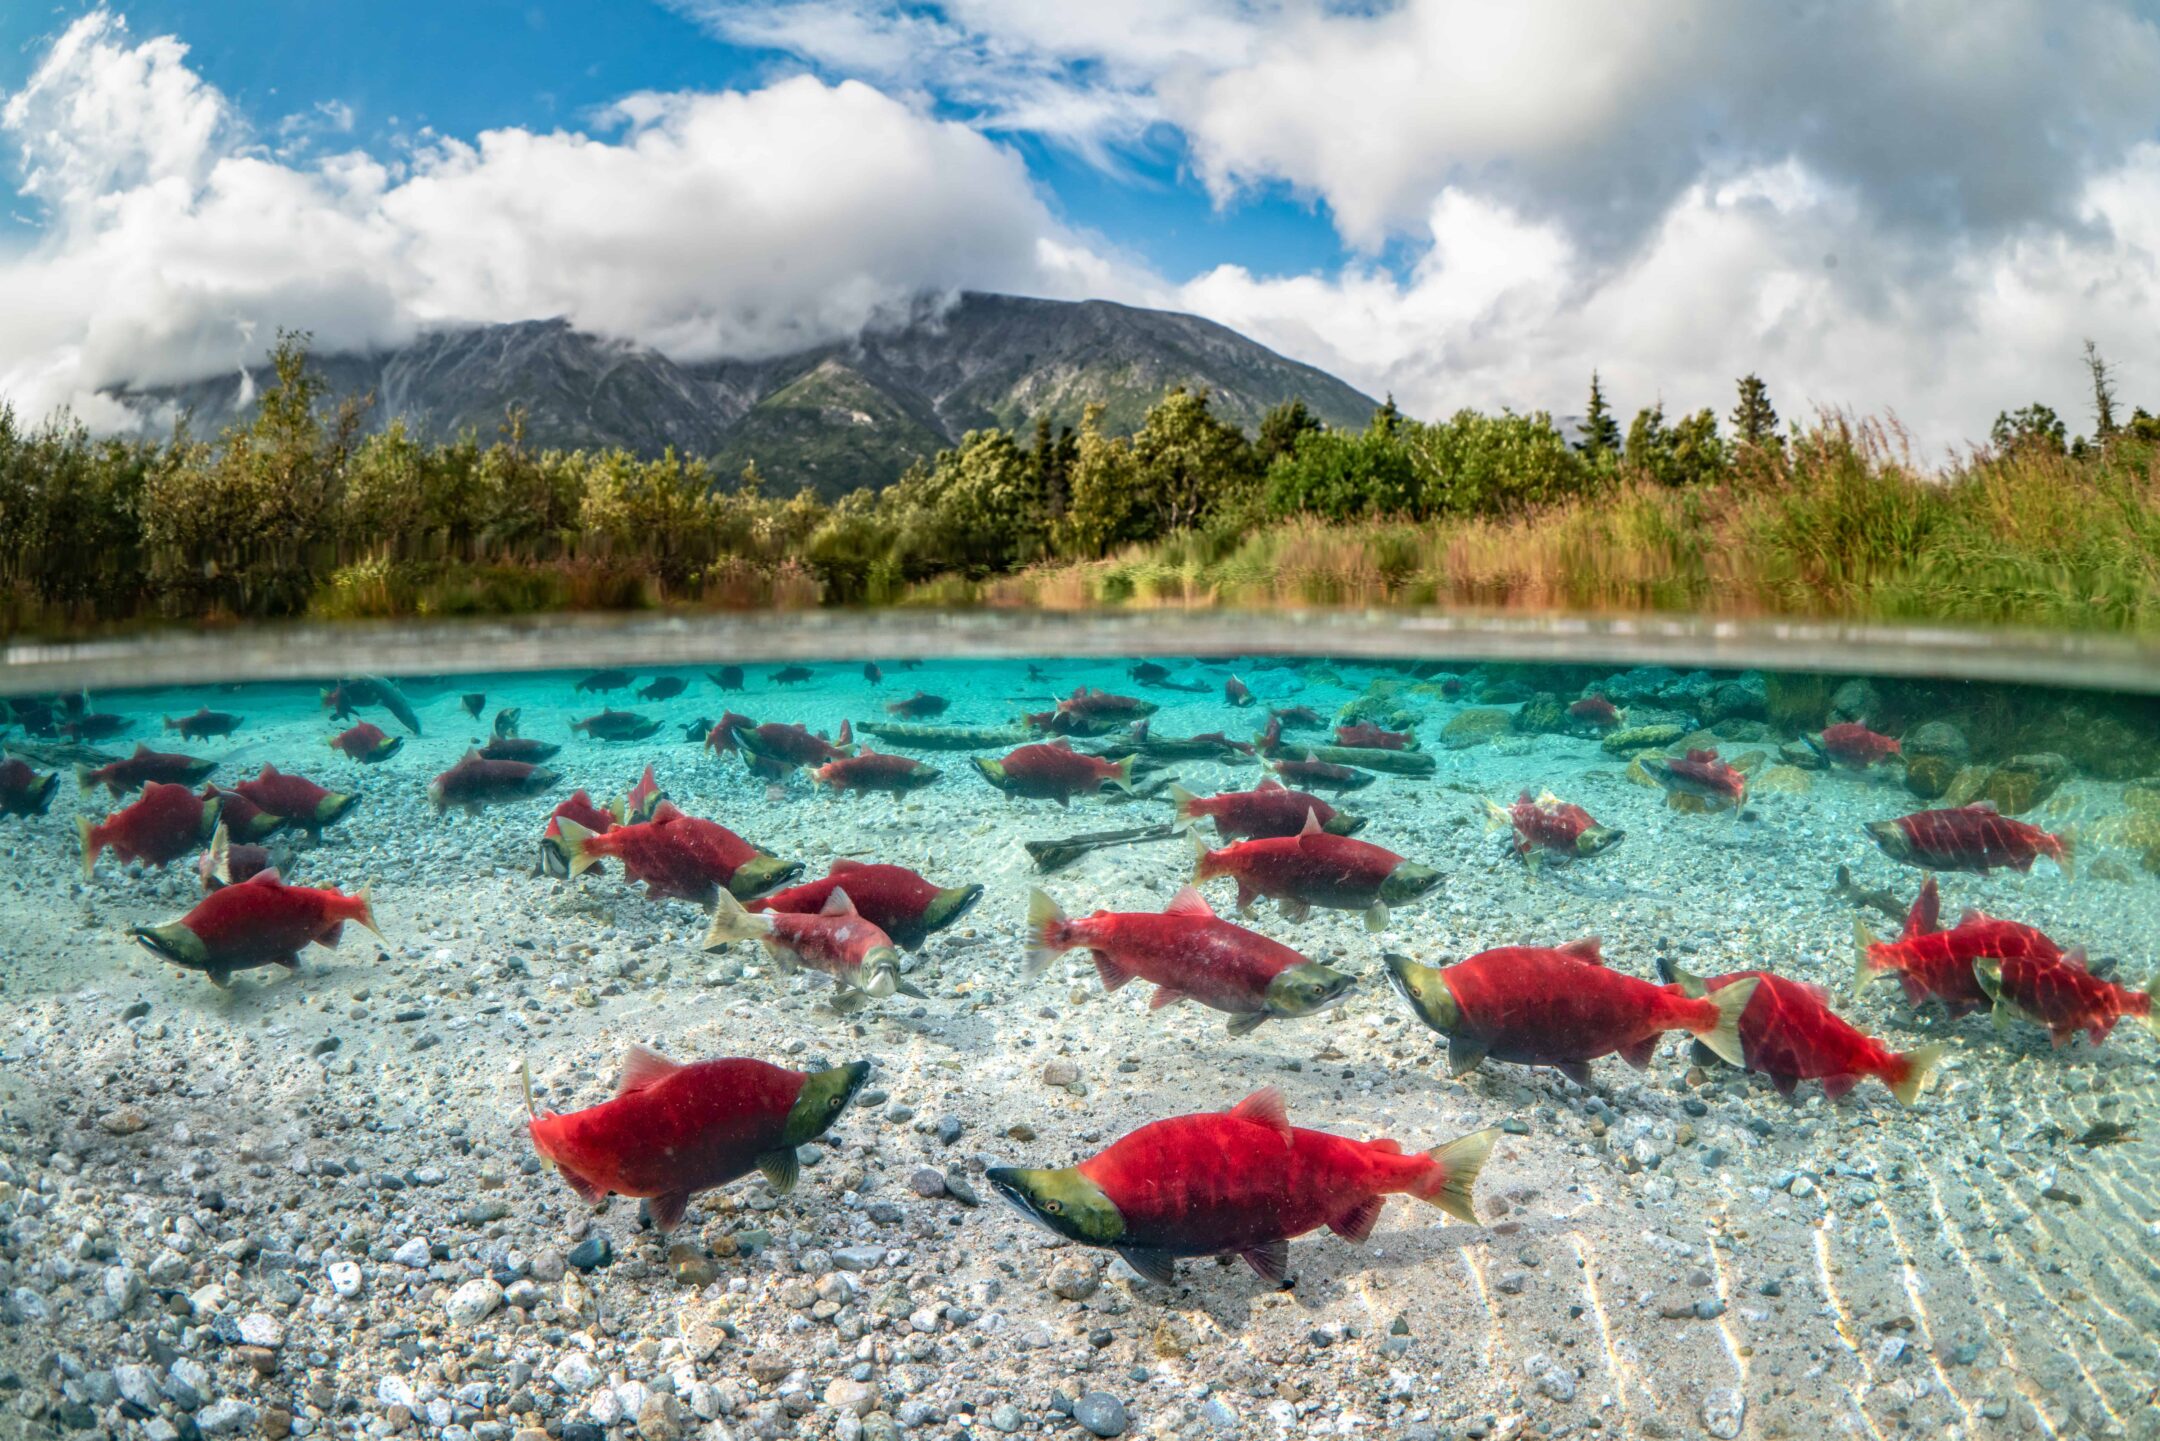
[969,424,2160,631]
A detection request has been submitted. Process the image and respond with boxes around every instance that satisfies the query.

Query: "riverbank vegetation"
[3,335,2157,636]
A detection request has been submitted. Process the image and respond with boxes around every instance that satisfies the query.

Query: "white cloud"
[0,11,1098,424]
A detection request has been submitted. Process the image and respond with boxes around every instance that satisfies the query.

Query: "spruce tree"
[1580,372,1621,457]
[1731,374,1781,451]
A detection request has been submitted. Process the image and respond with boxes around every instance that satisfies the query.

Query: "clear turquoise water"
[4,650,2156,1439]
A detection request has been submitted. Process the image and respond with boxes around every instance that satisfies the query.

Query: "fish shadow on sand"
[1121,1223,1492,1327]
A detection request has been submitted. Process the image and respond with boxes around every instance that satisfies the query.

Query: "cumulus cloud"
[0,10,1096,424]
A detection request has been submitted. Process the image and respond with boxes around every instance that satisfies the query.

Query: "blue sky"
[2,2,2157,450]
[0,2,1351,281]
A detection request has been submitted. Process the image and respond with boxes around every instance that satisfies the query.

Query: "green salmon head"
[1263,962,1357,1019]
[971,758,1013,794]
[919,883,984,936]
[729,854,805,900]
[1379,861,1442,906]
[854,945,904,1000]
[782,1060,872,1147]
[1865,820,1914,863]
[1383,951,1461,1034]
[985,1165,1127,1246]
[1576,824,1625,857]
[131,920,208,969]
[1321,811,1367,837]
[314,792,361,827]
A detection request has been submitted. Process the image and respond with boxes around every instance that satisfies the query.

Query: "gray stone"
[445,1278,503,1326]
[113,1365,160,1412]
[1073,1393,1128,1438]
[327,1260,363,1298]
[1702,1387,1745,1439]
[195,1401,257,1437]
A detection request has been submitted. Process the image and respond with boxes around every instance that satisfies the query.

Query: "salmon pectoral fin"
[1898,974,1929,1007]
[556,1164,608,1206]
[1771,1074,1799,1099]
[1225,1012,1268,1037]
[1117,1246,1178,1286]
[645,1191,689,1233]
[1555,1061,1593,1088]
[1329,1196,1386,1244]
[1617,1035,1660,1071]
[318,922,344,948]
[758,1148,800,1195]
[894,979,929,1000]
[1093,950,1133,992]
[1448,1036,1489,1076]
[1239,1240,1293,1289]
[1820,1073,1859,1101]
[1148,986,1187,1011]
[1280,898,1311,924]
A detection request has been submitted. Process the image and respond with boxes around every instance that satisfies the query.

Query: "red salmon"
[429,753,558,814]
[1853,875,2059,1015]
[811,747,940,797]
[1661,961,1943,1104]
[614,764,665,823]
[1169,778,1362,840]
[538,790,617,879]
[77,745,216,797]
[1485,789,1624,867]
[1812,722,1901,769]
[80,781,221,877]
[328,721,403,763]
[0,757,58,816]
[132,868,379,987]
[987,1088,1496,1288]
[750,860,982,951]
[1334,723,1411,750]
[553,807,799,904]
[1025,887,1354,1034]
[527,1047,869,1232]
[1866,803,2070,877]
[1384,943,1755,1082]
[703,888,917,999]
[235,764,359,834]
[1975,952,2154,1048]
[1568,696,1623,728]
[974,740,1133,805]
[1224,676,1253,708]
[1641,748,1746,809]
[1193,812,1439,929]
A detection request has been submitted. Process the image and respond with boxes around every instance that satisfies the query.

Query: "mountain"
[119,293,1381,495]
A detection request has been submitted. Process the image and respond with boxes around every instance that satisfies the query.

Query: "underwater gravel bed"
[0,652,2155,1441]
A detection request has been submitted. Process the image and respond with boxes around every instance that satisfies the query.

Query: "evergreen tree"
[1579,372,1621,457]
[1990,404,2067,456]
[1730,374,1781,451]
[1256,398,1322,466]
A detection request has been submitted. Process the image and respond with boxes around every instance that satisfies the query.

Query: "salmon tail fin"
[353,883,384,941]
[2140,981,2157,1035]
[608,796,629,825]
[77,816,97,880]
[1189,830,1211,883]
[700,890,770,950]
[520,1057,541,1121]
[1657,958,1708,998]
[1886,1042,1946,1107]
[2054,831,2075,881]
[1110,756,1135,795]
[1166,783,1200,828]
[1481,798,1509,832]
[74,764,93,795]
[838,718,853,747]
[552,817,601,878]
[207,822,234,886]
[1852,920,1881,992]
[1024,889,1067,978]
[1413,1128,1498,1225]
[1694,975,1757,1067]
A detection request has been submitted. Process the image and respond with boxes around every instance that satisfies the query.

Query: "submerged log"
[857,722,1031,751]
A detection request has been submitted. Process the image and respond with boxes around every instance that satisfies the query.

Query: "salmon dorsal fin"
[820,887,859,917]
[1536,789,1560,806]
[246,868,282,887]
[1956,907,1993,928]
[615,1044,680,1096]
[829,858,864,873]
[1049,737,1073,751]
[2061,944,2089,972]
[131,743,152,758]
[1257,777,1285,792]
[1906,875,1941,938]
[258,763,280,779]
[1966,800,1999,814]
[637,764,657,787]
[649,802,685,824]
[1230,1087,1292,1140]
[1299,809,1324,837]
[1164,886,1214,919]
[1558,938,1605,966]
[1686,748,1717,763]
[461,748,484,763]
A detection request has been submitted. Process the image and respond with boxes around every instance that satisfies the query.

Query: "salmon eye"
[1043,1200,1063,1214]
[828,1095,844,1110]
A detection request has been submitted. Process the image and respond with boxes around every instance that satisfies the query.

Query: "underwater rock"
[1702,674,1769,723]
[1753,764,1813,795]
[1900,720,1969,799]
[1941,766,1991,806]
[1829,679,1882,726]
[2031,705,2160,780]
[1779,741,1827,770]
[1707,719,1773,743]
[1337,679,1420,730]
[1603,724,1686,757]
[1728,750,1769,775]
[2124,778,2160,813]
[1976,753,2072,815]
[1440,708,1514,749]
[1624,758,1659,788]
[1512,694,1570,736]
